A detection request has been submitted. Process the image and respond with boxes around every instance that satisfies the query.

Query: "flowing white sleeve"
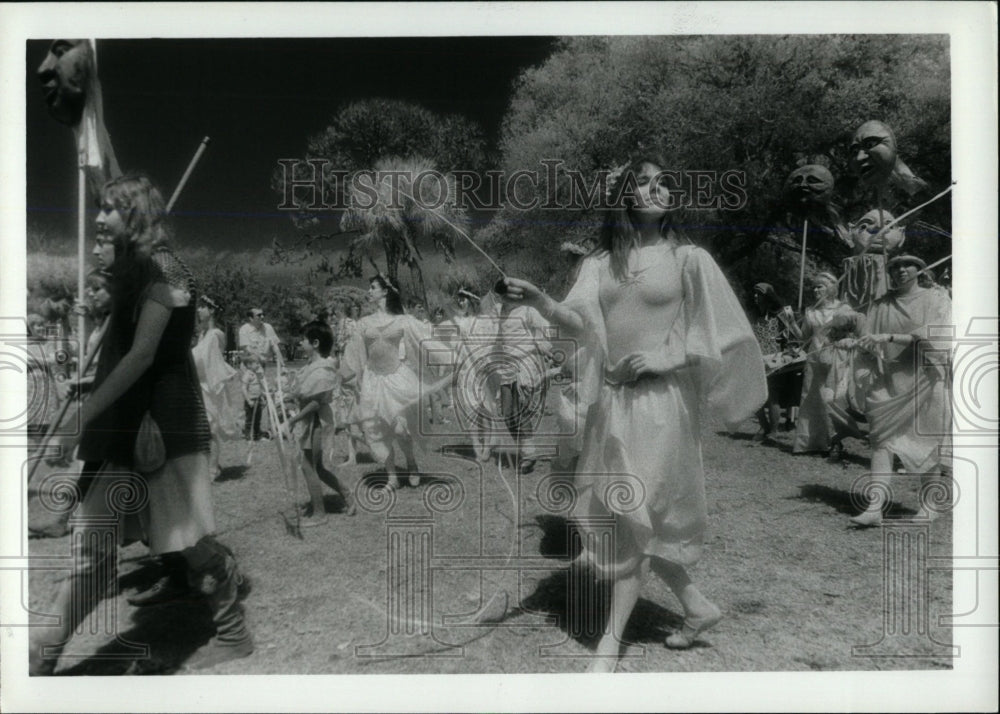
[340,318,367,389]
[402,315,455,383]
[681,247,768,427]
[554,256,606,454]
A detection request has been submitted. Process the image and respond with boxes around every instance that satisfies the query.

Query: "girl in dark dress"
[31,175,253,674]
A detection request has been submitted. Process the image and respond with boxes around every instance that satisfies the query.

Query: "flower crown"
[560,241,588,256]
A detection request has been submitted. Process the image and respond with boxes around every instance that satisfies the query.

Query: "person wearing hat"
[789,272,866,457]
[849,253,952,526]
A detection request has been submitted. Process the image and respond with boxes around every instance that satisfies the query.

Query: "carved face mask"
[849,209,906,253]
[37,39,92,126]
[784,164,835,210]
[849,121,898,186]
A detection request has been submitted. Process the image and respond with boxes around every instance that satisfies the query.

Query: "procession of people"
[23,38,957,678]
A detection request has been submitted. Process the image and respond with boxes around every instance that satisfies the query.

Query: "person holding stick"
[31,174,253,674]
[477,285,553,474]
[748,282,800,442]
[502,157,766,671]
[445,288,500,461]
[847,254,953,527]
[30,271,113,540]
[283,320,355,522]
[786,272,866,457]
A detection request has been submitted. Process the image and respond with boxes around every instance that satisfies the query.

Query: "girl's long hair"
[598,156,692,281]
[101,174,169,348]
[371,275,404,315]
[198,295,221,336]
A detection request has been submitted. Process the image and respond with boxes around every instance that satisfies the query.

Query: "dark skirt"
[768,368,803,409]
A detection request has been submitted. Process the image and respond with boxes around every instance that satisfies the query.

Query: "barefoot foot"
[665,603,722,649]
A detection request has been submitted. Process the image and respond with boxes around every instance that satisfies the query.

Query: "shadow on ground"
[216,465,249,483]
[56,559,214,675]
[795,484,916,519]
[503,515,683,652]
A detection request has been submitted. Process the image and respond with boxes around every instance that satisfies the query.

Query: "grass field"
[24,368,954,676]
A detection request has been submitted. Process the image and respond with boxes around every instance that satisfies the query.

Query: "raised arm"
[501,279,585,333]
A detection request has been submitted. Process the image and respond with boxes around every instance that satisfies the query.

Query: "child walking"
[241,353,265,440]
[284,321,355,523]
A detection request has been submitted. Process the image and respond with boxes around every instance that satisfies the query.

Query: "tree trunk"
[409,259,431,315]
[382,239,400,285]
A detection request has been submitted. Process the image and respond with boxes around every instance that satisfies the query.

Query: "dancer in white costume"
[340,275,451,489]
[504,158,766,671]
[192,295,242,478]
[787,273,866,456]
[849,254,953,527]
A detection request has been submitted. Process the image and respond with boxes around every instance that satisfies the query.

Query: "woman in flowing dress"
[503,158,766,671]
[340,275,450,490]
[789,272,866,456]
[192,295,242,479]
[848,254,953,526]
[32,174,252,674]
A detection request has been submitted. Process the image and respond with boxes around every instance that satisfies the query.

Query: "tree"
[339,155,464,311]
[487,36,951,300]
[275,98,487,215]
[271,99,488,307]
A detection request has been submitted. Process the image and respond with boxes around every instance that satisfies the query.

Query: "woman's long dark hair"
[371,275,404,315]
[598,156,692,281]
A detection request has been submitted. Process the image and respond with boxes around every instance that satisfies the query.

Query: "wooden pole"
[76,151,87,371]
[28,323,106,486]
[797,218,809,311]
[166,136,210,214]
[32,138,210,484]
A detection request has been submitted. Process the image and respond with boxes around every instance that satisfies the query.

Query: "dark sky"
[26,37,556,251]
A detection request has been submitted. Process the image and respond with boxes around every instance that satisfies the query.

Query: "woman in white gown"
[849,255,953,526]
[340,275,450,490]
[192,295,242,478]
[504,158,766,671]
[789,273,866,456]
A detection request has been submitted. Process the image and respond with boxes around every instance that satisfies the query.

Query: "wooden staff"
[797,218,809,311]
[28,320,106,485]
[76,150,87,365]
[30,138,212,483]
[166,136,211,214]
[260,370,303,538]
[394,186,507,279]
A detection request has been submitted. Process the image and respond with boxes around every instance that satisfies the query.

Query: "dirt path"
[26,387,953,674]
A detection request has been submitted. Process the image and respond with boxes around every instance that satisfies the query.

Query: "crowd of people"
[26,135,953,674]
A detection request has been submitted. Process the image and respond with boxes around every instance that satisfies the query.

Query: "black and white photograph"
[1,2,996,712]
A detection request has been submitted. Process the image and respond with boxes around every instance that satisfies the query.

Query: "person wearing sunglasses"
[238,307,284,368]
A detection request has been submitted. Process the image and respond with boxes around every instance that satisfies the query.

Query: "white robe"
[560,245,766,568]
